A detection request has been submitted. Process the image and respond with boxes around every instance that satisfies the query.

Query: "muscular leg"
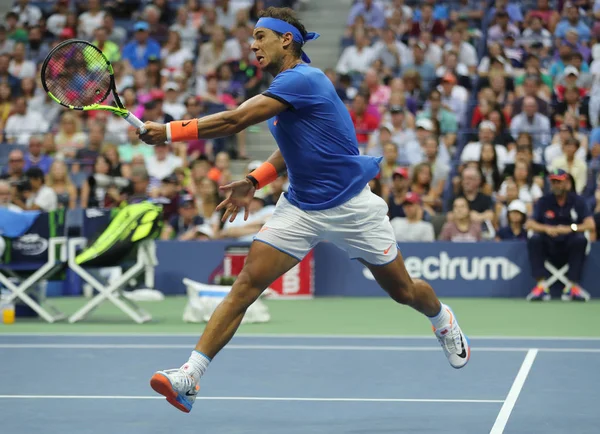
[195,240,299,359]
[361,253,440,317]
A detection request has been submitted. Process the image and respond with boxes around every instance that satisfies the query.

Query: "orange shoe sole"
[150,373,192,413]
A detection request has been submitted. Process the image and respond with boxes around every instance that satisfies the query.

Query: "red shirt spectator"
[410,5,445,39]
[349,93,380,145]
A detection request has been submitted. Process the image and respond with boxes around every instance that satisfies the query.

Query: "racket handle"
[124,112,147,134]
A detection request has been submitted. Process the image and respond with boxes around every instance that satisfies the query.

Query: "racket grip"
[124,112,146,134]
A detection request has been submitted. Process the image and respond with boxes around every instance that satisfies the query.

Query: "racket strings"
[43,42,112,108]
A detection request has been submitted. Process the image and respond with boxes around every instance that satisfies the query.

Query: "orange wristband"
[167,120,198,142]
[249,162,278,189]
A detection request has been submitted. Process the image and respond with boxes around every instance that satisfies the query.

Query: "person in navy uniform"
[525,169,595,301]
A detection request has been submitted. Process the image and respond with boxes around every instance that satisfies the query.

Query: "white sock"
[181,351,211,383]
[428,303,452,330]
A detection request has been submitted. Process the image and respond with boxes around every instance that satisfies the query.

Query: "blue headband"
[254,17,320,64]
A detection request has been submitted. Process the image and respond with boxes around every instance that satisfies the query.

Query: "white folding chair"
[540,232,591,290]
[0,237,67,323]
[67,237,156,323]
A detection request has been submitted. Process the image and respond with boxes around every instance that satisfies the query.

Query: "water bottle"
[0,289,15,325]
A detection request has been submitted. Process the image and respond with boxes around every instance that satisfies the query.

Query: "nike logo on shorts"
[383,243,393,254]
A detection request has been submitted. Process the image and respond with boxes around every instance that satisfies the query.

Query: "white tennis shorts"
[254,185,398,265]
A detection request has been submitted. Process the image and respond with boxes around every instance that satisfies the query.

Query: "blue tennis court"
[1,334,599,433]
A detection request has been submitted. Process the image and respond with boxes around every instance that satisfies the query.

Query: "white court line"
[1,332,599,341]
[0,395,503,404]
[490,349,538,434]
[0,343,599,353]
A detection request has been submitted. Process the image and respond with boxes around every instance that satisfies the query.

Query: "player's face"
[251,29,287,70]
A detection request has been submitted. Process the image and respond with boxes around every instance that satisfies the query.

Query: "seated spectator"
[525,169,595,301]
[0,179,21,211]
[380,142,400,186]
[437,73,468,126]
[422,136,449,199]
[0,149,25,182]
[479,142,503,194]
[402,43,436,94]
[496,199,528,240]
[487,10,520,44]
[350,93,380,148]
[218,193,275,241]
[553,85,590,129]
[449,166,495,223]
[387,167,410,219]
[336,28,375,75]
[347,0,386,30]
[121,21,161,70]
[119,126,155,164]
[417,89,458,149]
[409,3,445,41]
[78,0,105,39]
[477,43,514,77]
[390,192,435,242]
[371,27,410,73]
[554,2,590,43]
[444,28,478,75]
[195,177,222,230]
[509,96,551,148]
[498,160,543,207]
[495,178,521,227]
[80,156,120,209]
[520,16,552,53]
[54,112,87,160]
[8,42,35,79]
[410,163,440,214]
[23,135,53,174]
[13,167,57,212]
[461,121,509,172]
[439,197,482,242]
[146,143,184,185]
[545,124,587,170]
[160,194,204,241]
[4,96,48,145]
[46,160,76,210]
[512,75,550,117]
[525,0,560,33]
[436,50,470,90]
[550,137,588,194]
[127,167,151,204]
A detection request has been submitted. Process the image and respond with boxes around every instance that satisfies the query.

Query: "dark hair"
[258,7,308,59]
[25,167,45,181]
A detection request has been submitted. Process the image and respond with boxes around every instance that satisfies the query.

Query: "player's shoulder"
[276,64,325,82]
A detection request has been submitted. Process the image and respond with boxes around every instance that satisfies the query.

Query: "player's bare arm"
[137,94,288,145]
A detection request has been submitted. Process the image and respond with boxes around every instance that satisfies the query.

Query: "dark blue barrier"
[154,240,600,298]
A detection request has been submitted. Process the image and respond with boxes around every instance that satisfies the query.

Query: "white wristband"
[165,122,172,143]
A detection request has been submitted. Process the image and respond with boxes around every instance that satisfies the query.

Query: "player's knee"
[389,279,416,306]
[226,270,263,310]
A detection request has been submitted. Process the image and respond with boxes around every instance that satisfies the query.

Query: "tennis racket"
[41,39,146,133]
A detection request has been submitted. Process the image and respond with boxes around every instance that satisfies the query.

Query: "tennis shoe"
[432,307,470,369]
[561,285,590,302]
[526,284,551,301]
[150,368,199,413]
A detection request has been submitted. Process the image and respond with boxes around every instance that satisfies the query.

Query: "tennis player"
[139,7,471,413]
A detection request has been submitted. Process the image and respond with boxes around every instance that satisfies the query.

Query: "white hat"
[564,65,579,77]
[163,81,180,91]
[416,118,434,131]
[479,120,497,132]
[508,199,527,215]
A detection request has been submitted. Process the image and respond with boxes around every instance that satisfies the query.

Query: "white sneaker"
[150,368,199,413]
[432,307,471,369]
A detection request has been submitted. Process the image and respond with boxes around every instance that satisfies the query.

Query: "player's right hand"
[216,178,256,222]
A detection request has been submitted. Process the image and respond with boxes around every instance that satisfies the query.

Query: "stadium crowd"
[1,0,600,252]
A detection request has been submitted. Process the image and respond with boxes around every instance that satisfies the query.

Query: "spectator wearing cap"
[154,173,182,221]
[121,22,161,70]
[554,66,589,102]
[347,0,386,30]
[555,2,591,42]
[336,28,376,75]
[525,169,595,301]
[444,28,478,75]
[161,194,204,241]
[371,27,410,73]
[550,136,588,194]
[437,73,468,126]
[162,82,186,120]
[510,96,551,148]
[409,4,445,41]
[402,43,436,94]
[417,89,458,149]
[439,197,482,242]
[387,167,410,219]
[496,199,528,240]
[487,10,520,44]
[461,121,509,171]
[390,192,435,242]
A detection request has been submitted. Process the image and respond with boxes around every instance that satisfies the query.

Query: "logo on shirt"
[545,210,555,219]
[273,118,279,126]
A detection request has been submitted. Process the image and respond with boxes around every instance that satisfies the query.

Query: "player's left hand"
[138,121,167,145]
[216,178,256,222]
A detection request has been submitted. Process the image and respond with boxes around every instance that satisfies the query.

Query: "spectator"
[417,89,457,148]
[402,43,436,94]
[23,135,53,174]
[54,112,87,159]
[336,28,375,75]
[0,25,15,55]
[196,26,229,76]
[496,199,528,240]
[545,124,587,170]
[12,0,42,28]
[438,73,468,125]
[350,93,380,147]
[263,175,287,207]
[161,193,205,241]
[461,121,509,172]
[0,82,13,132]
[525,0,560,33]
[0,149,25,182]
[499,160,543,206]
[422,136,450,198]
[74,121,106,174]
[0,54,19,96]
[347,0,386,30]
[121,21,161,70]
[410,3,445,41]
[487,9,519,44]
[146,143,184,184]
[4,96,48,145]
[218,193,275,241]
[390,192,435,241]
[504,134,547,184]
[143,4,169,44]
[371,27,410,73]
[195,177,221,229]
[479,142,502,193]
[451,166,495,223]
[444,28,478,75]
[509,96,552,148]
[512,75,550,117]
[154,174,181,222]
[78,0,105,39]
[93,26,120,64]
[128,166,151,204]
[0,179,21,212]
[14,167,57,212]
[439,197,482,242]
[119,126,155,164]
[80,156,113,208]
[521,16,552,52]
[410,162,439,214]
[555,2,591,42]
[8,42,35,79]
[387,167,410,219]
[495,178,521,227]
[550,137,588,194]
[46,160,77,210]
[103,12,127,46]
[525,169,595,301]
